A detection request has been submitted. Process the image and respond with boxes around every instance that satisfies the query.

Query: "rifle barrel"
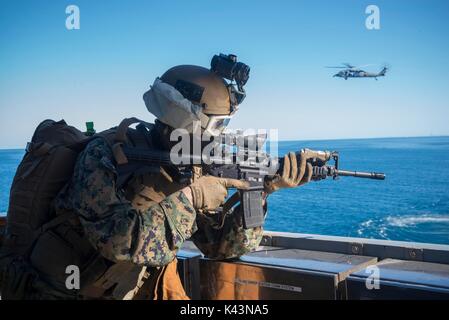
[336,169,385,180]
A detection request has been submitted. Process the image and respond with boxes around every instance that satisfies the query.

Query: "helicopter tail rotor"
[379,63,390,76]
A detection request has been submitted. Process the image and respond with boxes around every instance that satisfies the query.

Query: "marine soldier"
[0,55,321,299]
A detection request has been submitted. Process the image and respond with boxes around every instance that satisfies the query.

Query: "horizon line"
[278,134,449,143]
[0,134,448,150]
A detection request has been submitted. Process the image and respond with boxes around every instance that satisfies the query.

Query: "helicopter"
[326,63,388,80]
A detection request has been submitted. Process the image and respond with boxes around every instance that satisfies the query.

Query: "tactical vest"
[0,118,191,299]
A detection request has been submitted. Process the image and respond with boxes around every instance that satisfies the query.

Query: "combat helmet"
[143,54,250,136]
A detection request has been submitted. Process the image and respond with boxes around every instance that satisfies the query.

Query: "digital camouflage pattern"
[192,211,264,260]
[54,138,263,268]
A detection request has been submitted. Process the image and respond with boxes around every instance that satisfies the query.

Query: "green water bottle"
[85,121,96,136]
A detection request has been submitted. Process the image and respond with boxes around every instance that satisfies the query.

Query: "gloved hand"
[264,149,330,194]
[189,175,250,211]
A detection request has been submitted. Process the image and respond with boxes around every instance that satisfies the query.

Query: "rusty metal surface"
[199,259,337,300]
[178,243,378,300]
[178,236,449,300]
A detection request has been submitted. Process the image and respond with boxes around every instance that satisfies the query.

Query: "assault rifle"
[120,132,385,229]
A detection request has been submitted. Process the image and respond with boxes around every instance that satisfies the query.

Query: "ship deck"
[177,231,449,299]
[1,217,449,299]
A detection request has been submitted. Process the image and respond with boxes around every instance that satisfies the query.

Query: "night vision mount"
[211,53,250,109]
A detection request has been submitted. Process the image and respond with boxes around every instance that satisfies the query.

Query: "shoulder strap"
[112,117,153,165]
[114,117,153,143]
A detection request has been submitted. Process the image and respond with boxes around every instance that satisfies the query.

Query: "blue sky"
[1,0,449,148]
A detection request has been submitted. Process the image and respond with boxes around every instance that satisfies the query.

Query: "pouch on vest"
[28,223,109,297]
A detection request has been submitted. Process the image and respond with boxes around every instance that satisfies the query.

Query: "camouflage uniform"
[54,138,264,272]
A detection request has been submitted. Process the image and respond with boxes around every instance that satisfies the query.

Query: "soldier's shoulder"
[82,137,113,158]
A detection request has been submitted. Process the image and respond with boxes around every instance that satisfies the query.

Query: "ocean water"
[1,136,449,245]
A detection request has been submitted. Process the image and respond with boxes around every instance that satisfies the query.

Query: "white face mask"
[143,78,232,136]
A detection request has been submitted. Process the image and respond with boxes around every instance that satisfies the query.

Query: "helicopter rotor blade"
[353,64,374,69]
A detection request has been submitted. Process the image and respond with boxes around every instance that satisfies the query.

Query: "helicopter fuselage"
[333,68,387,80]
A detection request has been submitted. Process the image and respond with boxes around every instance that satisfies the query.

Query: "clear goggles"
[204,115,232,137]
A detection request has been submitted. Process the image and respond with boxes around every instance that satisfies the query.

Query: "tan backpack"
[0,117,146,258]
[0,119,91,259]
[0,117,160,299]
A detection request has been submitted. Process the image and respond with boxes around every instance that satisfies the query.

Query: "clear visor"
[204,115,232,136]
